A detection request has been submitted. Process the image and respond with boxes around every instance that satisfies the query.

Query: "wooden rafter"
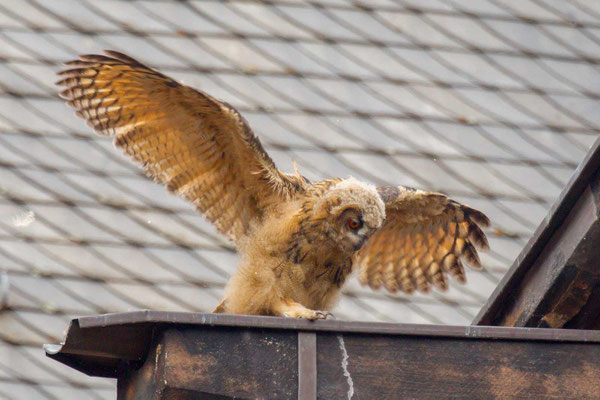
[474,136,600,328]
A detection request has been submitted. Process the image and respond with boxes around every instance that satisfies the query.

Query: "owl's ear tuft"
[313,192,344,219]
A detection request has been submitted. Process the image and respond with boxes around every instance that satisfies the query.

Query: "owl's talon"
[314,310,335,320]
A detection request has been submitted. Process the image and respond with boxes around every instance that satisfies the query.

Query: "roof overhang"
[45,311,600,398]
[474,136,600,328]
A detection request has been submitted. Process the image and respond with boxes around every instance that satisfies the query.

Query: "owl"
[57,51,490,320]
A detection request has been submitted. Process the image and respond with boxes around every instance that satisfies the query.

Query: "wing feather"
[58,50,307,244]
[356,186,490,294]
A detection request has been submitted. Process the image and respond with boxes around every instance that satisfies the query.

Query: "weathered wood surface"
[318,333,600,399]
[476,171,600,328]
[45,312,600,399]
[116,325,600,399]
[118,327,298,400]
[118,328,600,399]
[475,137,600,328]
[297,332,317,400]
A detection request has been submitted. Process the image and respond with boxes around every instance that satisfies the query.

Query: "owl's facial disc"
[323,178,385,252]
[338,209,376,252]
[347,220,371,251]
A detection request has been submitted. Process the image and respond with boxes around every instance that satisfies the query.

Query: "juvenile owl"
[58,51,490,320]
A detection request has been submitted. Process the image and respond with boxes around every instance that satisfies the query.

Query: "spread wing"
[57,50,306,245]
[356,186,490,294]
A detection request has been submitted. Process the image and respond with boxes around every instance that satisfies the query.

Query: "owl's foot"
[283,309,333,320]
[315,310,336,320]
[285,309,335,320]
[274,299,334,320]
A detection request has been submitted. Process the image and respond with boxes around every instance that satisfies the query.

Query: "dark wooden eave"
[474,136,600,328]
[45,311,600,399]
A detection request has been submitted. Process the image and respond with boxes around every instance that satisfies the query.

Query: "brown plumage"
[58,51,490,320]
[357,186,489,294]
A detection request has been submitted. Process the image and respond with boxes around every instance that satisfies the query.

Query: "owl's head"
[314,178,386,252]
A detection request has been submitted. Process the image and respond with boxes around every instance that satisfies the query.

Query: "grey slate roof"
[1,0,599,398]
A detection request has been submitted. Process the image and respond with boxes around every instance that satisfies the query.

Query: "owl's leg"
[272,298,333,320]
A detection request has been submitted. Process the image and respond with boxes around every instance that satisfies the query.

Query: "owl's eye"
[347,219,362,230]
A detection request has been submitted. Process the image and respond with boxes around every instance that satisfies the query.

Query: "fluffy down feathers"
[58,51,491,319]
[314,178,385,227]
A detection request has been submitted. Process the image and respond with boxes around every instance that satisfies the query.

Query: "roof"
[474,135,600,327]
[1,0,599,398]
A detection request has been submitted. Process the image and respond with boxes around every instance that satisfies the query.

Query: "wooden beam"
[46,312,600,399]
[114,325,600,399]
[474,137,600,328]
[118,327,299,399]
[316,332,600,399]
[297,332,317,400]
[483,182,600,328]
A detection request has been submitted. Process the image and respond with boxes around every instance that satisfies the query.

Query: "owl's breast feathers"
[283,211,354,289]
[278,179,365,291]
